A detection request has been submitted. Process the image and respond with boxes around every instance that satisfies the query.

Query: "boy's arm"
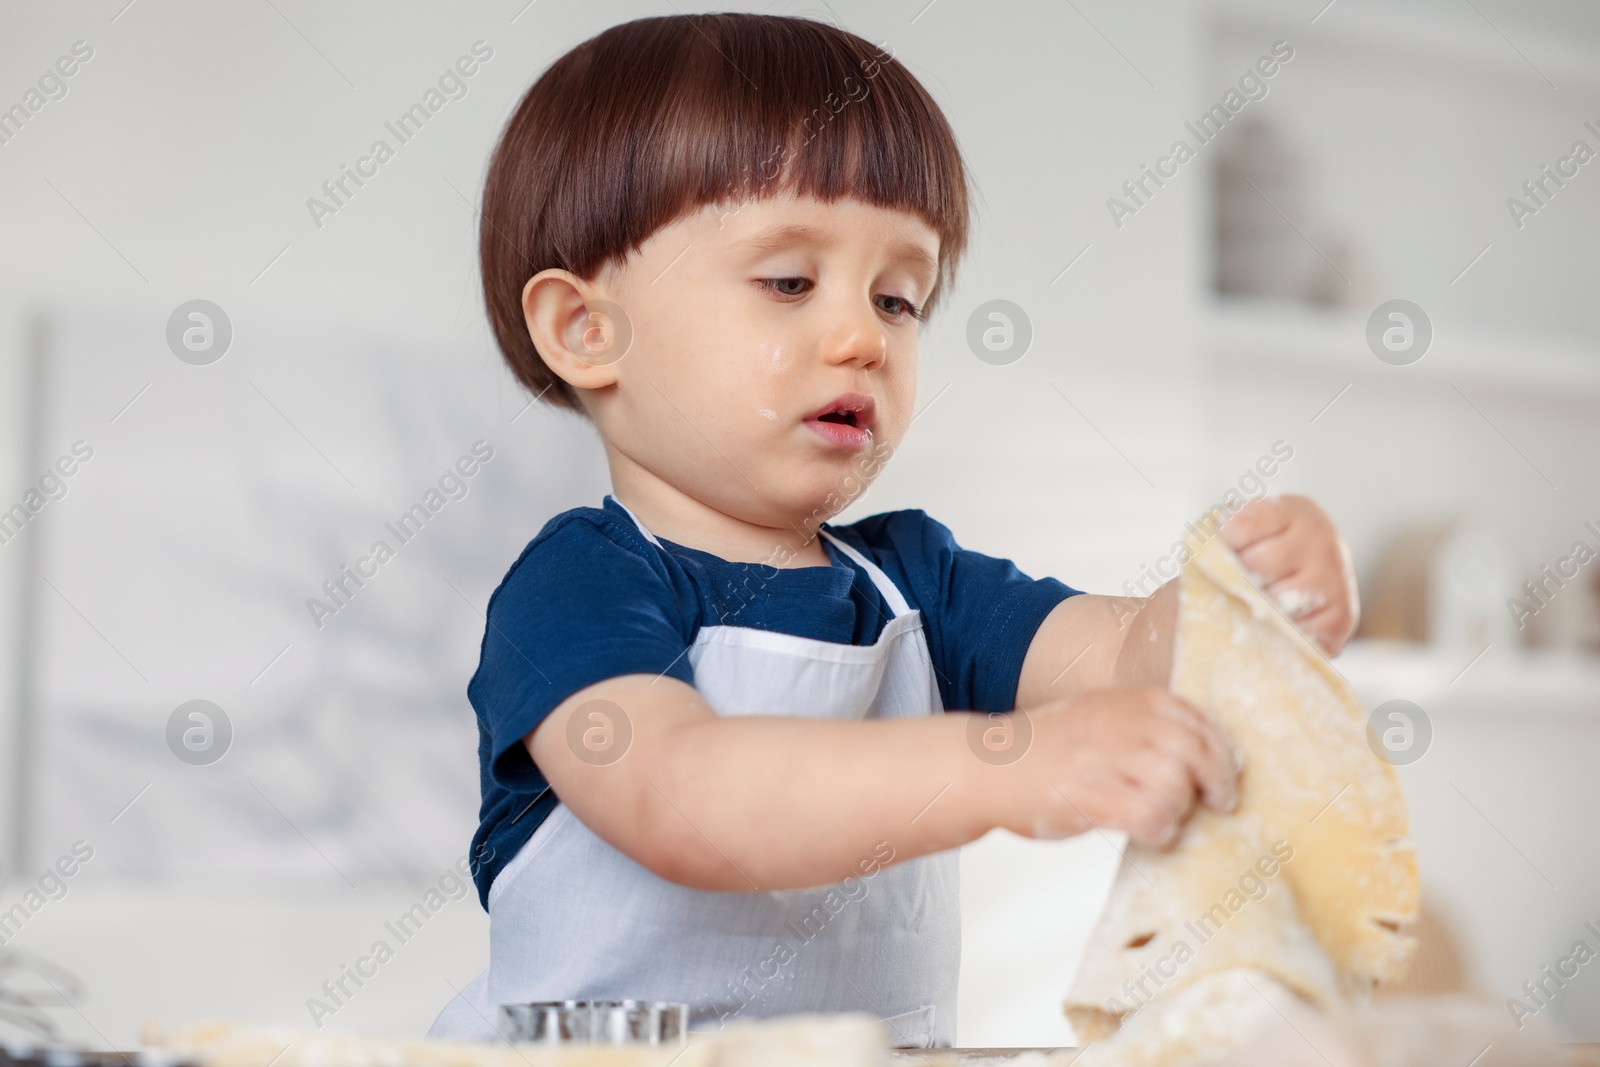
[1015,495,1358,709]
[526,671,1238,892]
[1014,586,1175,707]
[518,497,1356,893]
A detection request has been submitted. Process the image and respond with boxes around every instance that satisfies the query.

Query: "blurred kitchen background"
[1,0,1598,1049]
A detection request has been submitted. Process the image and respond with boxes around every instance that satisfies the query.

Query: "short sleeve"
[831,510,1080,713]
[467,515,695,791]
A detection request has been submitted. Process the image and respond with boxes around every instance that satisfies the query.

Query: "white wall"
[2,0,1598,1051]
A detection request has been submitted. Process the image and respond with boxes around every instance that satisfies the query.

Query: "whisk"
[0,950,85,1042]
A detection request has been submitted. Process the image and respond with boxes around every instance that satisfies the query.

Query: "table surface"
[890,1052,1067,1062]
[889,1046,1600,1064]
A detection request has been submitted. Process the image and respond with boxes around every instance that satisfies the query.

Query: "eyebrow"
[735,222,940,290]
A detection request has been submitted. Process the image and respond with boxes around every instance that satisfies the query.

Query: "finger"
[1145,693,1240,778]
[1115,778,1191,851]
[1263,555,1358,650]
[1290,600,1356,656]
[1293,603,1340,655]
[1051,773,1155,843]
[1147,718,1239,816]
[1235,532,1301,588]
[1147,695,1240,811]
[1261,577,1328,621]
[1219,496,1292,553]
[1123,749,1199,823]
[1043,762,1124,830]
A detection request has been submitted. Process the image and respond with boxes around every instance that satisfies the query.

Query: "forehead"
[698,191,940,274]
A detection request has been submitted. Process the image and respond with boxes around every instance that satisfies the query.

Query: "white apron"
[429,501,960,1047]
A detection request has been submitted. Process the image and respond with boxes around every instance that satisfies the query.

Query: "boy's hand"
[998,687,1241,851]
[1219,494,1359,656]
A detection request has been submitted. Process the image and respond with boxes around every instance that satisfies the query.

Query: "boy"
[429,12,1356,1049]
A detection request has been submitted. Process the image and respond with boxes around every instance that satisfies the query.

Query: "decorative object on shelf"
[1359,516,1517,652]
[1523,560,1600,656]
[1213,117,1359,310]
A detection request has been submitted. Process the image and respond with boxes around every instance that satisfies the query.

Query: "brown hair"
[479,12,973,413]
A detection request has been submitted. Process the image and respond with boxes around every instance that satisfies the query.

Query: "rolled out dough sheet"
[145,1013,891,1067]
[1062,526,1419,1051]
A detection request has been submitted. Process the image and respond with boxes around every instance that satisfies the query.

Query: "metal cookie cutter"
[500,1000,689,1046]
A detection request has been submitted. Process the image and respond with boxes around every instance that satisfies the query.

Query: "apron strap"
[607,494,665,548]
[819,529,913,618]
[607,495,913,618]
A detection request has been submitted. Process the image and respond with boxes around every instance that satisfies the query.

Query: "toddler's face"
[577,191,940,537]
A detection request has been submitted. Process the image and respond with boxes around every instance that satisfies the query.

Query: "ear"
[521,269,633,394]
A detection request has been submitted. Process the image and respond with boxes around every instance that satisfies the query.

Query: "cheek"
[877,350,920,440]
[623,292,716,389]
[691,345,781,433]
[750,340,806,416]
[760,340,789,373]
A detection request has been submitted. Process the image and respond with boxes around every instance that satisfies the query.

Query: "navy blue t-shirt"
[465,496,1080,906]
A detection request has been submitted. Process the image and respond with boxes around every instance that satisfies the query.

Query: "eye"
[876,294,926,322]
[758,277,813,299]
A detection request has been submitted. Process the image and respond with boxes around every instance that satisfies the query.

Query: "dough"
[144,1013,890,1067]
[1073,969,1310,1067]
[1062,526,1419,1047]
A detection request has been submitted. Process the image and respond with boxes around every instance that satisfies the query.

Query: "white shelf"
[1201,299,1600,401]
[1333,638,1600,716]
[1208,0,1600,94]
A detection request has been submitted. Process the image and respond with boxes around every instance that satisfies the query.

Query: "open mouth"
[803,393,874,451]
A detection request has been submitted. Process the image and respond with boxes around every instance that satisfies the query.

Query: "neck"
[606,446,831,567]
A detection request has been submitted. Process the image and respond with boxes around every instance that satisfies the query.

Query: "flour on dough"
[1062,526,1418,1057]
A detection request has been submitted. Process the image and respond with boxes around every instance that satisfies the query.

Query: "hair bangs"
[481,13,972,412]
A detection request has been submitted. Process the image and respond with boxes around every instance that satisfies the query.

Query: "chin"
[782,468,884,532]
[700,442,893,536]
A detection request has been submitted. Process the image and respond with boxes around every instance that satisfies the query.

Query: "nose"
[819,294,889,371]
